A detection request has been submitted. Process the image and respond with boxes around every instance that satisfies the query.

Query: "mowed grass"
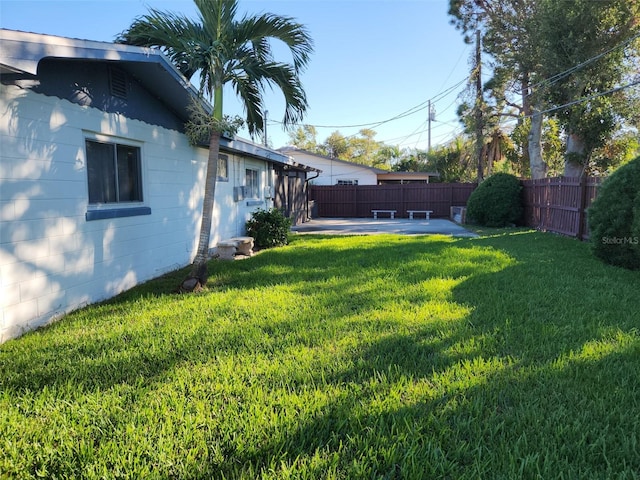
[1,230,640,479]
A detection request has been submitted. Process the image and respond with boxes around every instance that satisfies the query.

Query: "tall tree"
[537,0,640,176]
[322,131,352,159]
[374,144,401,170]
[450,0,640,178]
[117,0,313,290]
[349,128,381,166]
[288,124,318,151]
[449,0,547,178]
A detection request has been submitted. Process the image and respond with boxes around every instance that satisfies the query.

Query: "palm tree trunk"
[182,88,223,291]
[188,129,221,284]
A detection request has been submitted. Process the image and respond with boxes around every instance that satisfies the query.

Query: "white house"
[278,147,384,185]
[0,29,315,343]
[279,147,439,185]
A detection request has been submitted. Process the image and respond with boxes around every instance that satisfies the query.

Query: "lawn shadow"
[218,230,640,477]
[4,231,640,477]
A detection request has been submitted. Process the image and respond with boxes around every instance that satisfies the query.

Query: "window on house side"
[218,154,229,182]
[337,179,358,186]
[245,168,259,198]
[86,139,143,204]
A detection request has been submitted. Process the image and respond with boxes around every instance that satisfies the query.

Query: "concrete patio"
[291,218,478,237]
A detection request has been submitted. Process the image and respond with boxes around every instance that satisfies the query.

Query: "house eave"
[0,29,203,122]
[0,29,321,174]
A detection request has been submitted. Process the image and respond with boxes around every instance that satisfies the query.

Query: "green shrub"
[588,156,640,270]
[245,208,292,249]
[466,173,523,227]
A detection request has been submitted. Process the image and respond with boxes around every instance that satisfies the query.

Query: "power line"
[269,76,469,131]
[534,79,640,117]
[436,44,470,93]
[528,31,640,95]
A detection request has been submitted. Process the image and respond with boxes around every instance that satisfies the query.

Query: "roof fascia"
[0,29,203,108]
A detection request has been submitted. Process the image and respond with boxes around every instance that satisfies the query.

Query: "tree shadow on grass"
[239,339,640,479]
[215,231,640,478]
[4,231,639,477]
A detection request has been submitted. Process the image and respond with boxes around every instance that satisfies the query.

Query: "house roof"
[278,146,439,178]
[278,146,388,174]
[0,29,319,174]
[221,138,320,173]
[0,29,198,123]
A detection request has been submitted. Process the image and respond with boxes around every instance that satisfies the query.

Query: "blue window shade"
[86,207,151,221]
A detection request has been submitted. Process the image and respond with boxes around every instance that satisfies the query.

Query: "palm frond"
[235,13,314,72]
[118,0,312,127]
[195,0,238,43]
[230,57,308,132]
[116,8,207,81]
[232,74,265,135]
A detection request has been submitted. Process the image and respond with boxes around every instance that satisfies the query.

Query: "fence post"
[352,185,357,217]
[577,176,588,240]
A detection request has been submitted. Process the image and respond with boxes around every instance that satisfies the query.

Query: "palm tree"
[117,0,313,290]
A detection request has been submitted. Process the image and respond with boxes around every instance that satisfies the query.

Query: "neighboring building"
[0,29,316,343]
[278,147,385,186]
[376,171,439,184]
[279,147,439,185]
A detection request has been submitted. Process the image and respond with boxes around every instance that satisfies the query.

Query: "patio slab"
[291,218,477,237]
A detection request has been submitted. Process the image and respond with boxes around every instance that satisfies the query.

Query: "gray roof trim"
[220,137,320,173]
[1,29,183,79]
[377,171,440,178]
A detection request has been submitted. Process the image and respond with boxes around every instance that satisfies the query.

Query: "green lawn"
[1,230,639,479]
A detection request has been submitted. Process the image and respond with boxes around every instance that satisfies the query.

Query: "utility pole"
[263,110,269,147]
[474,29,484,183]
[427,100,435,152]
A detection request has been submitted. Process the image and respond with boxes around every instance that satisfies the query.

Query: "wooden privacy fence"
[310,176,604,241]
[521,176,602,240]
[310,183,477,219]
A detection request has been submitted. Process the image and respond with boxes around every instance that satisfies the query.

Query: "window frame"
[84,133,150,221]
[245,168,260,199]
[337,179,359,186]
[217,154,229,182]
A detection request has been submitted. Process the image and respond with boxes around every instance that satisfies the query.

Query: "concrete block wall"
[0,85,264,343]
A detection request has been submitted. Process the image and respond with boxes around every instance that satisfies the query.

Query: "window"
[86,139,142,204]
[245,168,259,198]
[337,179,358,186]
[218,154,229,181]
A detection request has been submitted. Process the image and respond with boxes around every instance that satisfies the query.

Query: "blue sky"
[0,0,473,151]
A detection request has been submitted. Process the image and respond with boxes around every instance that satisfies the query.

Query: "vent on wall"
[109,67,128,99]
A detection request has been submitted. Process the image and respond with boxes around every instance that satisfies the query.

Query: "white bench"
[407,210,433,220]
[372,209,396,219]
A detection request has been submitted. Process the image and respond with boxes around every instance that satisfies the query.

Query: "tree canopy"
[449,0,640,178]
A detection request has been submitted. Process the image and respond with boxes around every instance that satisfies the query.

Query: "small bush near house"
[466,173,523,227]
[246,208,292,249]
[588,155,640,270]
